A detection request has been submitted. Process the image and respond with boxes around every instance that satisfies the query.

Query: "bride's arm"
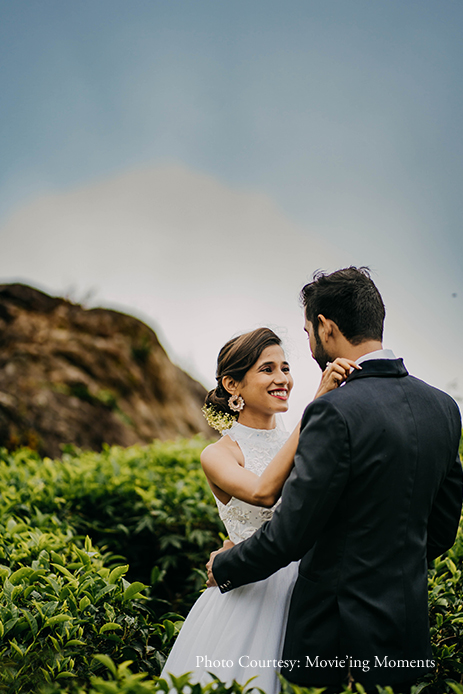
[201,425,300,508]
[201,357,359,509]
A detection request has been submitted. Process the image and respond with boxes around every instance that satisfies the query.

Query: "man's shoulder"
[303,367,460,422]
[301,388,348,426]
[405,374,461,420]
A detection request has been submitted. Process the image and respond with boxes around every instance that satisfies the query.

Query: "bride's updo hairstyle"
[205,327,282,416]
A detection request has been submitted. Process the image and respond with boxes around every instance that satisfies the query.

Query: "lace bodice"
[214,421,290,543]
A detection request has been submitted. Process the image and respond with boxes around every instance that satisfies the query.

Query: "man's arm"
[427,450,463,562]
[212,398,350,593]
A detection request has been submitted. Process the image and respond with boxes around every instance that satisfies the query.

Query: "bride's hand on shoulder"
[314,358,361,399]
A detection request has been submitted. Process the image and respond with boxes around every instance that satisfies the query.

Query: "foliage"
[31,657,463,694]
[0,438,221,692]
[0,438,223,613]
[424,520,463,692]
[0,437,462,693]
[0,515,182,692]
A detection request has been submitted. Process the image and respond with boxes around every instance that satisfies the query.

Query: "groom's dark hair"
[300,267,385,345]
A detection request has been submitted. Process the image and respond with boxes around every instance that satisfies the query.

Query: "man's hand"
[206,539,234,587]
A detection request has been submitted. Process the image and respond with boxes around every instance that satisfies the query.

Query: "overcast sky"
[1,1,462,426]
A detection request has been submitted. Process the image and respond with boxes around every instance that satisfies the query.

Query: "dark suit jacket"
[213,359,463,689]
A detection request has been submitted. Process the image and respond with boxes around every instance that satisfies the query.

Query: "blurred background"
[1,0,462,429]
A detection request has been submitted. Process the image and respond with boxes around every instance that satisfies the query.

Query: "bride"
[160,327,356,693]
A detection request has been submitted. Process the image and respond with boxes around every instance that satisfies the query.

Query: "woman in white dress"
[160,327,356,693]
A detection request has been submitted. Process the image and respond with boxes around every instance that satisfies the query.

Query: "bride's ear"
[222,376,238,396]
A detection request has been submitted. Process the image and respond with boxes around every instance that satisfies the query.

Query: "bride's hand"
[314,358,361,399]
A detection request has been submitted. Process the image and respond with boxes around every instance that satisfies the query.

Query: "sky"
[0,0,462,427]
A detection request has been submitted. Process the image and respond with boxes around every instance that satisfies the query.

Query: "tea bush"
[0,438,224,613]
[426,519,463,691]
[0,438,462,694]
[0,438,222,693]
[0,515,182,692]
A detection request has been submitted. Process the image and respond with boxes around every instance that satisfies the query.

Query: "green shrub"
[0,438,222,692]
[0,438,462,694]
[0,438,223,614]
[426,519,463,691]
[0,520,181,692]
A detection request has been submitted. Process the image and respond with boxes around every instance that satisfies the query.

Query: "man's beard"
[313,330,331,371]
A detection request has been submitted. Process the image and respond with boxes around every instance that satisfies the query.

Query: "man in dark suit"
[207,267,462,693]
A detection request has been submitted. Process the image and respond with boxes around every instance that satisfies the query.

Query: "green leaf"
[50,551,65,566]
[413,682,433,693]
[150,565,166,585]
[88,682,119,694]
[51,563,77,580]
[163,619,175,641]
[65,638,86,646]
[95,584,117,602]
[9,567,34,585]
[10,640,24,657]
[0,565,11,582]
[46,613,73,627]
[99,622,123,634]
[21,609,38,638]
[79,595,91,611]
[49,634,60,650]
[3,617,19,636]
[92,654,117,677]
[122,581,147,602]
[108,564,129,584]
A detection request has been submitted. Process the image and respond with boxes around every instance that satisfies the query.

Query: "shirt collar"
[356,348,397,366]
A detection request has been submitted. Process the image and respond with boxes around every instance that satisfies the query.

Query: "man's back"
[280,358,462,688]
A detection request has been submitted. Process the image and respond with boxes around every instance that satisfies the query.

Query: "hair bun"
[205,384,233,416]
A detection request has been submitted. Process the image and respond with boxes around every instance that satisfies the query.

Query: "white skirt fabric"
[161,562,299,694]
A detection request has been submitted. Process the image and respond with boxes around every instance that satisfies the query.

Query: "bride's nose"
[275,369,289,384]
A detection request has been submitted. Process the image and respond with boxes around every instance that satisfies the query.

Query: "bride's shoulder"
[200,433,243,469]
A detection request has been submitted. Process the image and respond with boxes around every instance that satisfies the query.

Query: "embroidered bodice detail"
[214,421,289,543]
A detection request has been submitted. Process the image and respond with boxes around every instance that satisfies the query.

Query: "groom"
[207,267,462,693]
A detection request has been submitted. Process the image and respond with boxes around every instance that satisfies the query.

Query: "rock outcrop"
[0,284,214,457]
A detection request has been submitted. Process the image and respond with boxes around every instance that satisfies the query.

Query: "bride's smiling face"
[235,344,293,415]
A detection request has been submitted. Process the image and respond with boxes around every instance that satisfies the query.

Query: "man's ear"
[317,314,333,342]
[222,375,238,396]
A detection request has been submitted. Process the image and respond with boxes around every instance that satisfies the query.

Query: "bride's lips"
[268,389,289,400]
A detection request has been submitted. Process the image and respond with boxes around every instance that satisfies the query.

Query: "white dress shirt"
[356,348,397,365]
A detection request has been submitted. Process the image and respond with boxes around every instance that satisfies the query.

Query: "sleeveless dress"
[160,421,299,694]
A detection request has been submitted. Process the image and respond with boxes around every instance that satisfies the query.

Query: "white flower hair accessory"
[201,404,237,433]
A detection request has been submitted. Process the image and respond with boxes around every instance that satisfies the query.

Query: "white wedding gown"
[161,421,299,694]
